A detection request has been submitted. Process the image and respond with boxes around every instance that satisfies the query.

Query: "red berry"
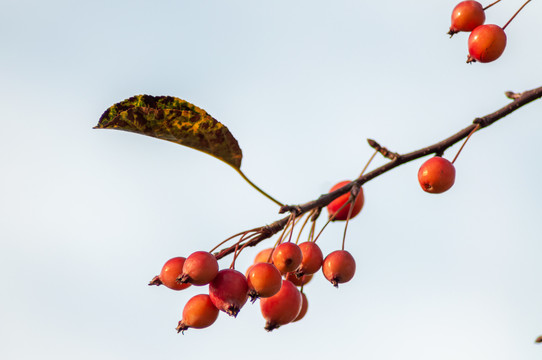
[418,156,456,194]
[326,181,364,221]
[322,250,356,287]
[294,241,323,276]
[176,294,219,333]
[448,1,485,36]
[293,292,309,322]
[272,242,303,274]
[253,248,274,264]
[246,262,283,301]
[209,269,249,317]
[150,257,191,291]
[178,251,219,286]
[467,24,506,63]
[260,280,302,331]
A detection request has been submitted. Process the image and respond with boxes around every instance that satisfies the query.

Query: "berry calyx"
[322,250,356,287]
[150,257,191,291]
[448,1,485,36]
[326,181,364,221]
[176,294,219,333]
[294,241,323,277]
[246,262,283,302]
[271,242,303,274]
[178,251,219,286]
[467,24,506,63]
[260,280,302,331]
[209,269,249,317]
[417,156,456,194]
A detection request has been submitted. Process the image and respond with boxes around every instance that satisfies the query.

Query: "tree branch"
[214,85,542,260]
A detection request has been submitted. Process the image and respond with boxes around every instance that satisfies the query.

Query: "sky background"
[1,0,542,359]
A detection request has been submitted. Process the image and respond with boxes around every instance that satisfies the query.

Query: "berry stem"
[337,151,376,250]
[229,244,240,269]
[483,0,501,11]
[451,124,480,164]
[502,0,531,30]
[359,150,378,177]
[341,199,355,251]
[313,199,351,243]
[235,168,284,207]
[308,219,317,242]
[295,211,314,244]
[209,228,260,254]
[287,212,297,243]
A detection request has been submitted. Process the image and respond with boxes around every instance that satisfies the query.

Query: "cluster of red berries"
[447,0,529,64]
[149,180,363,333]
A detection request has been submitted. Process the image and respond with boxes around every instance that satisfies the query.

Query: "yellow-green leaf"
[94,95,242,169]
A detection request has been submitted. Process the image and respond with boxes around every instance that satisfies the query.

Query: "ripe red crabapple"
[322,250,356,287]
[253,248,274,264]
[260,280,302,331]
[467,24,507,63]
[448,1,486,36]
[272,242,303,274]
[176,294,219,333]
[326,181,364,220]
[209,269,249,317]
[294,241,323,277]
[246,262,283,301]
[150,257,191,291]
[417,156,456,194]
[178,251,219,286]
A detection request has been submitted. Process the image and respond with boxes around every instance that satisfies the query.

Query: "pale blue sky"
[1,1,541,359]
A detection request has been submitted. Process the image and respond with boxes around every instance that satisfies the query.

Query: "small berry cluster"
[447,0,531,63]
[149,181,363,333]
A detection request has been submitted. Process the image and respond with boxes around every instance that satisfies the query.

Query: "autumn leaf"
[95,94,283,206]
[94,95,242,170]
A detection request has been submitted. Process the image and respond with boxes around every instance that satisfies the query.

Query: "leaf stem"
[235,168,284,207]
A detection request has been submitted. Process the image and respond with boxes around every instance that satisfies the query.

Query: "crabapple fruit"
[176,294,219,333]
[246,262,283,301]
[150,257,191,291]
[448,1,485,36]
[178,251,219,286]
[272,242,303,274]
[467,24,506,63]
[326,181,364,221]
[209,269,249,317]
[260,280,302,331]
[417,156,456,194]
[322,250,356,287]
[253,248,274,264]
[294,241,323,277]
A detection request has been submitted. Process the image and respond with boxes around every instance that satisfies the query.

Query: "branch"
[214,86,542,260]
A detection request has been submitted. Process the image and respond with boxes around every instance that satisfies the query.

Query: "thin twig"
[213,86,542,260]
